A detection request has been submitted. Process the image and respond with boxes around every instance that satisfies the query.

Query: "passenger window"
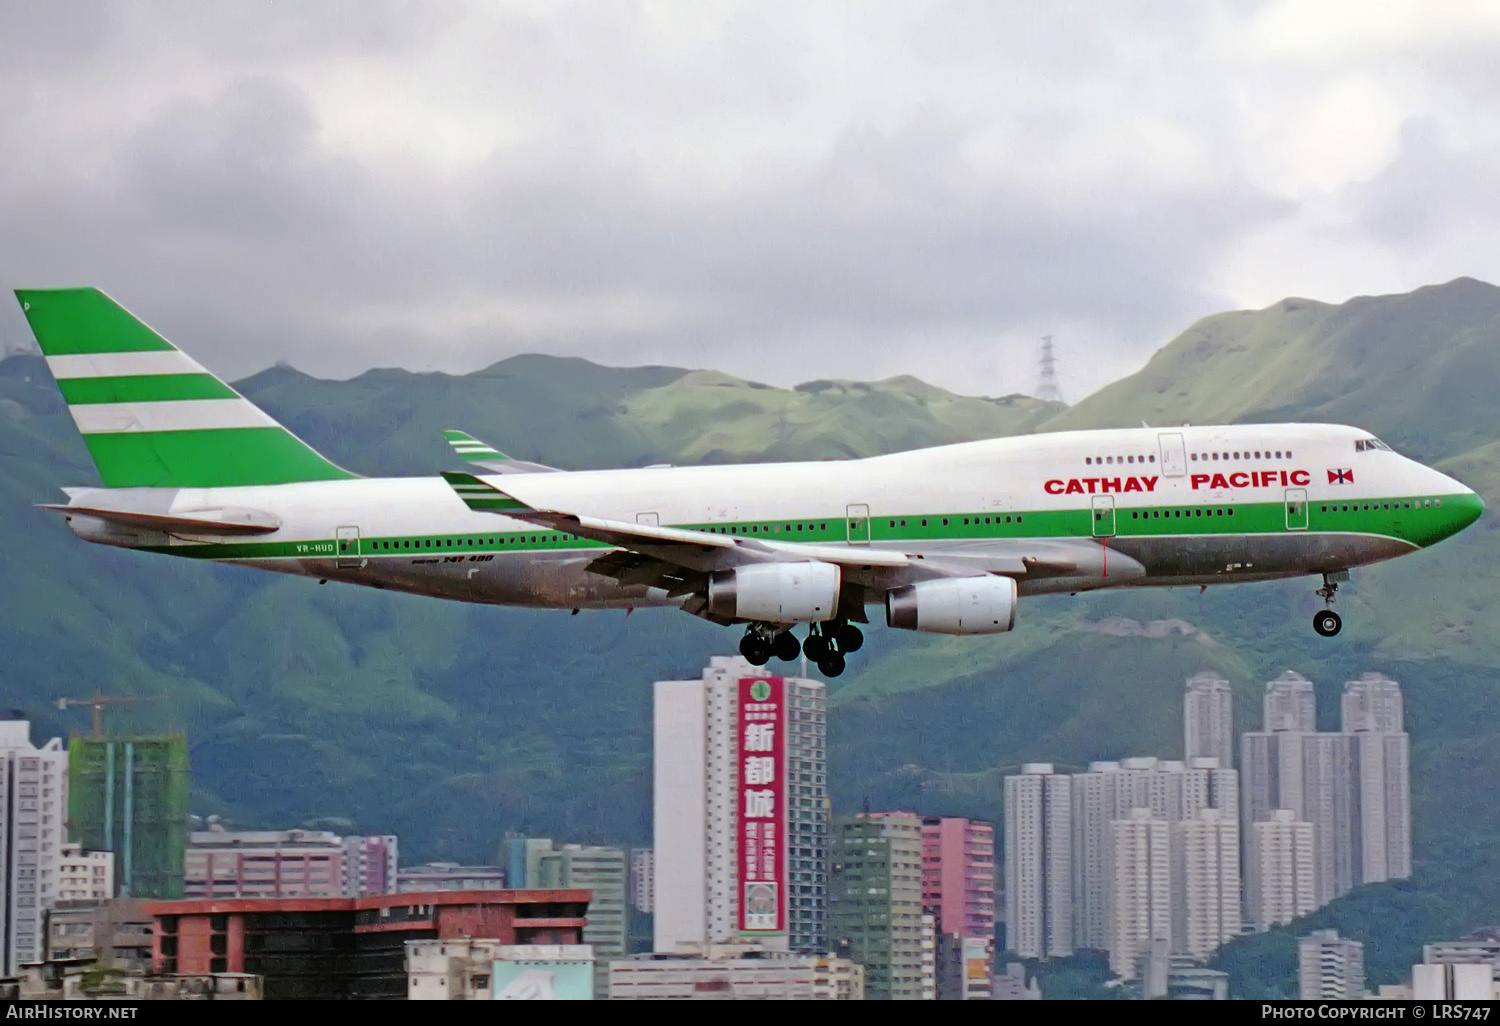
[1085,457,1092,465]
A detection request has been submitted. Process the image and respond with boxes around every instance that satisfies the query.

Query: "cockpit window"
[1355,437,1392,452]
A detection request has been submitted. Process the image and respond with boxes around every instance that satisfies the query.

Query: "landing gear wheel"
[817,652,846,677]
[1313,610,1342,637]
[837,623,864,653]
[803,630,831,661]
[739,632,772,666]
[772,630,801,662]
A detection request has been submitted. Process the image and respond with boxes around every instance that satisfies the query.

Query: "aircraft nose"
[1452,484,1485,530]
[1433,469,1484,538]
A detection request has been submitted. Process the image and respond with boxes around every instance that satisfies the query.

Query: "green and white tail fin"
[15,288,355,488]
[442,428,560,475]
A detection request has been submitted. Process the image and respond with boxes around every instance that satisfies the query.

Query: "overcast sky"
[2,1,1498,400]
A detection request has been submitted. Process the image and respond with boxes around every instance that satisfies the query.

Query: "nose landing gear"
[1312,572,1346,637]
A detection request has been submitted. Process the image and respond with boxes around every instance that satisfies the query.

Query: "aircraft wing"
[440,472,1136,611]
[442,429,560,475]
[442,471,910,573]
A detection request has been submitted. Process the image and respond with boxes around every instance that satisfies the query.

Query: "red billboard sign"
[738,675,786,935]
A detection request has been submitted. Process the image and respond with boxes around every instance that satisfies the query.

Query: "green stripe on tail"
[15,287,357,488]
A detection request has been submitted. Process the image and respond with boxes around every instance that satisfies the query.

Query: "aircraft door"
[1158,432,1188,477]
[1285,488,1309,531]
[1091,496,1116,538]
[846,504,871,545]
[336,526,363,568]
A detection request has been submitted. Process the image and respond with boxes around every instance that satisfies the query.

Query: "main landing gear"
[738,621,863,678]
[1312,572,1346,637]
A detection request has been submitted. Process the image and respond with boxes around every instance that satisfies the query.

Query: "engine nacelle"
[885,576,1018,635]
[707,562,842,623]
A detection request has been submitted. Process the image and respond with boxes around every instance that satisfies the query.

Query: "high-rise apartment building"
[1242,673,1411,910]
[1109,809,1171,980]
[830,812,926,1000]
[67,735,189,899]
[630,848,654,914]
[921,817,996,941]
[653,657,828,954]
[1342,674,1411,884]
[921,817,995,998]
[504,837,628,995]
[1342,673,1403,733]
[1004,764,1071,958]
[1185,671,1234,768]
[1069,757,1236,952]
[1245,809,1316,931]
[1264,670,1316,732]
[1242,728,1355,905]
[1299,929,1365,999]
[1171,808,1241,960]
[0,721,68,973]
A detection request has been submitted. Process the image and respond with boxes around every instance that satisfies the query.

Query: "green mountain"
[3,277,1500,996]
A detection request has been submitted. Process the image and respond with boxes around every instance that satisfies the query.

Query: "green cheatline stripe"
[84,427,357,488]
[16,288,176,355]
[463,497,528,511]
[58,373,239,405]
[130,491,1477,562]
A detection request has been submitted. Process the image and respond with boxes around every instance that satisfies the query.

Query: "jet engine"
[885,576,1018,634]
[707,562,841,623]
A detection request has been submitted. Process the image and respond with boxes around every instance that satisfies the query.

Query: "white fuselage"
[62,423,1481,614]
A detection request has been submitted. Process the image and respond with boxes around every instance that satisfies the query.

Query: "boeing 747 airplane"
[15,288,1484,676]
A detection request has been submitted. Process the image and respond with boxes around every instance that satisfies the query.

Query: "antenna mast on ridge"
[1037,335,1063,403]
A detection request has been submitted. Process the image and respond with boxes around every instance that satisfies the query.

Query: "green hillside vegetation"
[3,277,1500,996]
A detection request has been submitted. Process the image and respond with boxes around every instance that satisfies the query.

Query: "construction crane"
[55,691,155,738]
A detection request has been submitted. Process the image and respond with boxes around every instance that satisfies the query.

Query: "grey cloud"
[1348,119,1500,248]
[0,68,1279,392]
[0,2,1483,399]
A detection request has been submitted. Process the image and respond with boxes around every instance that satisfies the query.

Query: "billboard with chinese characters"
[738,675,786,935]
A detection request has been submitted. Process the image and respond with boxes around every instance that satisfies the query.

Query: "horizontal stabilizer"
[39,503,282,535]
[442,429,559,475]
